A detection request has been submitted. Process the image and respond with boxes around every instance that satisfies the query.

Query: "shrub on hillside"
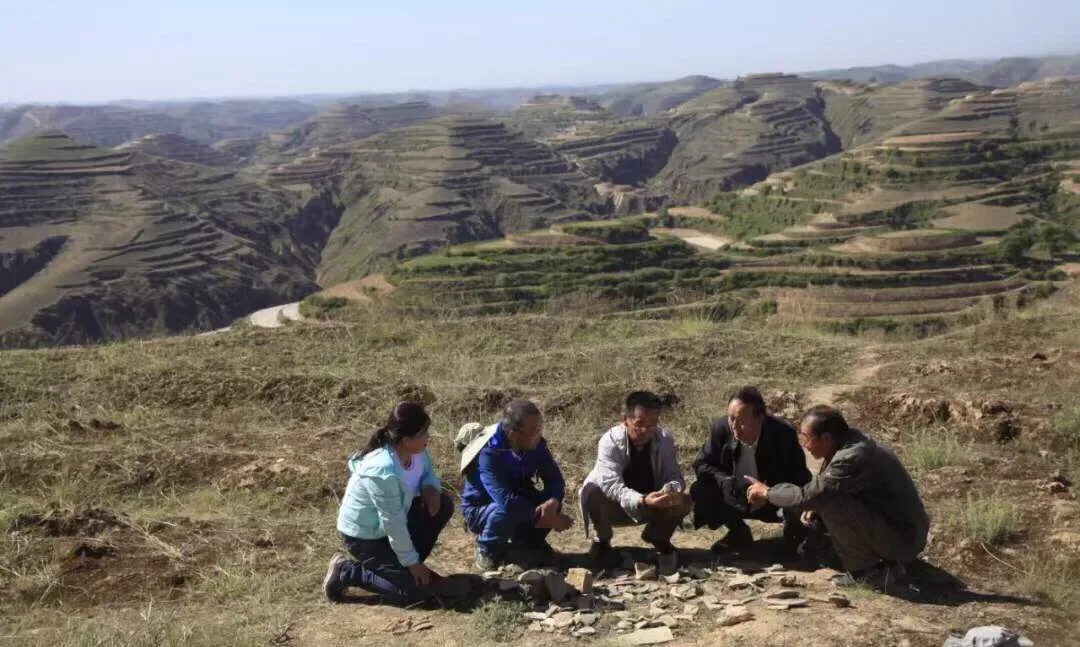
[299,295,349,320]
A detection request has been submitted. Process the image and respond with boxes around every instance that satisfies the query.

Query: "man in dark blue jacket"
[461,399,573,570]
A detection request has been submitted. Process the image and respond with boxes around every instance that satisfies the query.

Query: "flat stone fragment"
[566,568,594,594]
[617,620,635,630]
[524,612,549,621]
[670,583,702,600]
[766,599,808,610]
[619,626,675,645]
[576,613,599,627]
[574,627,598,636]
[551,611,576,628]
[657,615,679,628]
[827,592,851,608]
[779,575,801,587]
[766,589,802,600]
[528,621,543,633]
[702,595,722,610]
[663,573,681,584]
[719,606,754,627]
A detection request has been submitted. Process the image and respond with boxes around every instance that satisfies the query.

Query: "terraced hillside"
[276,101,443,153]
[809,53,1080,87]
[653,74,846,201]
[317,116,606,284]
[116,134,240,166]
[598,75,726,117]
[0,101,317,148]
[0,133,341,347]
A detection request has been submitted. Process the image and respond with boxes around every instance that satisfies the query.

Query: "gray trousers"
[818,497,927,572]
[583,484,692,548]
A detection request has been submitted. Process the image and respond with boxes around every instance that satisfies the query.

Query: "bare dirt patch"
[652,228,733,250]
[933,204,1028,231]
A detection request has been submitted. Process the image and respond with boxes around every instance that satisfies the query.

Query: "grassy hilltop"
[3,275,1080,645]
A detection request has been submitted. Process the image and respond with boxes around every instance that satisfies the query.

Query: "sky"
[1,0,1078,103]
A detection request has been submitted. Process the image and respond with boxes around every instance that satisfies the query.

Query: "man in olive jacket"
[746,405,930,589]
[691,386,811,554]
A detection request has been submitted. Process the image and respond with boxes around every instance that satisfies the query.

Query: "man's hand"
[422,485,442,517]
[644,491,676,508]
[744,476,769,506]
[535,498,561,523]
[551,513,574,532]
[800,509,816,528]
[408,562,434,588]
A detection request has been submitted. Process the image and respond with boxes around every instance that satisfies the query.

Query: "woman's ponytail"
[357,401,431,457]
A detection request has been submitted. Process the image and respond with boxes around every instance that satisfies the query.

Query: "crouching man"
[746,405,930,589]
[579,391,691,574]
[691,386,812,554]
[459,399,573,571]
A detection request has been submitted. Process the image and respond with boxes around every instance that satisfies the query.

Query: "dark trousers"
[581,482,691,549]
[690,478,806,546]
[462,489,550,557]
[338,492,454,602]
[816,496,926,572]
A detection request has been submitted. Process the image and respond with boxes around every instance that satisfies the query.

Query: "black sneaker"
[511,538,557,567]
[710,521,754,553]
[587,539,620,569]
[475,546,502,572]
[323,553,349,603]
[831,561,906,591]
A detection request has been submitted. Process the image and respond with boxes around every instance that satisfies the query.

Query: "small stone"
[670,583,702,600]
[663,573,680,584]
[412,621,433,632]
[619,626,675,645]
[766,599,808,610]
[779,575,801,587]
[528,622,543,633]
[635,562,658,581]
[766,589,802,600]
[617,620,635,630]
[502,563,524,577]
[524,612,549,621]
[566,567,594,594]
[546,604,561,617]
[682,604,699,617]
[551,611,575,629]
[482,570,502,579]
[719,606,754,626]
[765,564,786,573]
[576,613,599,627]
[827,592,851,608]
[634,620,651,630]
[726,574,754,589]
[657,615,679,628]
[613,611,633,619]
[703,596,723,610]
[574,626,597,636]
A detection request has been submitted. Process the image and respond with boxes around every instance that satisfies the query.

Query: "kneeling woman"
[324,401,455,603]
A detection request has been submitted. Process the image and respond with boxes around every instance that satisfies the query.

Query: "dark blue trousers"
[462,489,550,558]
[338,492,453,602]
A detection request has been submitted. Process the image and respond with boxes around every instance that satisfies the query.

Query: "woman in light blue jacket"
[323,401,455,603]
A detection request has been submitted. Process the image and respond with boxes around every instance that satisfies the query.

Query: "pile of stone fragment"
[481,559,851,644]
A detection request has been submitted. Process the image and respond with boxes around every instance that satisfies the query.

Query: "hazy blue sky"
[2,0,1077,103]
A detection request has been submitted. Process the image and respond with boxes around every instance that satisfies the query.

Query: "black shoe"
[831,561,906,591]
[587,539,621,569]
[475,546,502,571]
[711,522,754,553]
[510,539,556,567]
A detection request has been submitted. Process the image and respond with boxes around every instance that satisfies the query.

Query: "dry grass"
[3,292,1080,643]
[954,493,1022,545]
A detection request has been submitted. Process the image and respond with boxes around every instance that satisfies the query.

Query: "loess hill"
[0,132,340,347]
[3,73,1080,346]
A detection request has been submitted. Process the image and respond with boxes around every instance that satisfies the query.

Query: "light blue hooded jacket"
[336,446,441,566]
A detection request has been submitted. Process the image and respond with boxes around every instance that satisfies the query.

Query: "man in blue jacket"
[460,398,573,570]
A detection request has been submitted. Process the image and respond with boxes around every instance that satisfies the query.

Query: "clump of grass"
[904,427,970,474]
[1053,405,1080,452]
[1017,552,1080,612]
[470,598,527,641]
[955,493,1021,545]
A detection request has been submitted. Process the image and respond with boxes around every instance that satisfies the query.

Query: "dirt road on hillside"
[248,302,302,328]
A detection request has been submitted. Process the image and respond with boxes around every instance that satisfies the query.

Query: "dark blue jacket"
[461,423,565,512]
